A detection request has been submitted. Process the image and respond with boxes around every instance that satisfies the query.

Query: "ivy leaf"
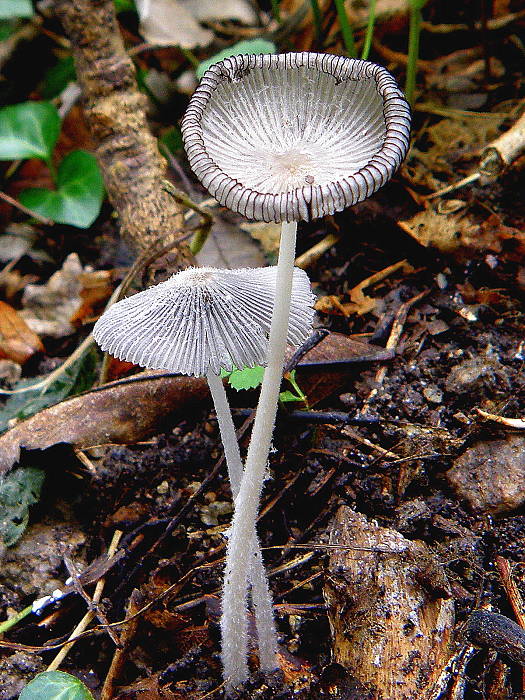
[19,150,105,228]
[42,55,76,99]
[223,365,265,391]
[0,467,45,546]
[196,39,276,79]
[0,0,33,19]
[0,102,60,161]
[19,671,95,700]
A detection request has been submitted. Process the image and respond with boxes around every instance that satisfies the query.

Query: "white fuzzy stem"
[221,221,297,692]
[206,371,278,676]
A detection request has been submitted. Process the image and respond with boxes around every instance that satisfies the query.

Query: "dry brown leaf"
[19,253,88,338]
[0,372,208,474]
[135,0,213,48]
[399,208,525,262]
[0,301,44,365]
[70,269,115,326]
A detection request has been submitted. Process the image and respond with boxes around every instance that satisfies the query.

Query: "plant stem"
[221,221,297,692]
[309,0,322,44]
[334,0,356,57]
[271,0,281,23]
[207,372,278,674]
[361,0,377,60]
[405,2,422,107]
[0,605,32,634]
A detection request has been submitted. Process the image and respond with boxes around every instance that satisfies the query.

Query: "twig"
[0,191,53,225]
[496,556,525,689]
[475,407,525,428]
[46,530,123,671]
[360,289,428,414]
[100,589,142,700]
[427,108,525,199]
[295,232,340,269]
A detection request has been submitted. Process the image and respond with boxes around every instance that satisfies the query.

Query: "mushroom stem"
[221,221,298,690]
[206,371,279,674]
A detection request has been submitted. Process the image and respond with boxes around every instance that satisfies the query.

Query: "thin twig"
[46,530,123,671]
[0,191,54,225]
[100,589,142,700]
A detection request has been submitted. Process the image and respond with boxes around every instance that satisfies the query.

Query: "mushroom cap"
[93,266,315,377]
[181,52,411,223]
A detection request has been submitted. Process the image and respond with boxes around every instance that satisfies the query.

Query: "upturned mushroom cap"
[181,52,411,223]
[93,266,315,377]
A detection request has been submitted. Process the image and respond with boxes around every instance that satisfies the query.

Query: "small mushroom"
[92,264,314,672]
[182,52,411,692]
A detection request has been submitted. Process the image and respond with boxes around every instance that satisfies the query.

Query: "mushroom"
[182,52,411,691]
[92,264,315,672]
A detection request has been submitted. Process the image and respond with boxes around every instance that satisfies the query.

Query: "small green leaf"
[42,55,76,99]
[0,466,44,546]
[160,126,183,156]
[0,348,97,434]
[278,390,304,403]
[196,39,276,79]
[225,365,265,391]
[114,0,136,13]
[19,671,95,700]
[19,150,105,228]
[0,102,60,161]
[0,0,33,19]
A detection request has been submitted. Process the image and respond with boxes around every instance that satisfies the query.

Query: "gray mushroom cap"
[181,52,411,223]
[93,266,315,377]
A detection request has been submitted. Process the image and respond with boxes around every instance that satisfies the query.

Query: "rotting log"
[324,507,455,700]
[52,0,192,264]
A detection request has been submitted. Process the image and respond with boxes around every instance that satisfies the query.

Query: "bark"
[52,0,192,263]
[324,507,455,700]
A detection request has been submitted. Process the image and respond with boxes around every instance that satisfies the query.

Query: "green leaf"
[160,126,183,156]
[42,55,76,99]
[224,365,265,391]
[19,150,105,228]
[0,466,44,546]
[196,39,276,79]
[0,0,33,19]
[278,390,304,403]
[0,19,17,40]
[114,0,136,13]
[0,102,60,161]
[0,348,97,434]
[19,671,95,700]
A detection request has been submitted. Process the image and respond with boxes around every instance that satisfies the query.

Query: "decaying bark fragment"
[52,0,191,262]
[324,507,455,700]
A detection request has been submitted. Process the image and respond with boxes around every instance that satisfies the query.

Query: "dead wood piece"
[52,0,192,264]
[465,610,525,666]
[324,507,454,700]
[0,372,208,474]
[446,434,525,515]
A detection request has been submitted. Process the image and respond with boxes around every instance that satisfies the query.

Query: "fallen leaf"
[0,372,208,474]
[19,252,88,338]
[240,220,281,260]
[181,0,256,24]
[135,0,213,48]
[196,217,266,269]
[0,301,44,364]
[70,269,116,326]
[399,208,525,262]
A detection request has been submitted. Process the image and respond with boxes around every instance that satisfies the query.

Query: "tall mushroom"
[92,265,314,672]
[182,52,411,691]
